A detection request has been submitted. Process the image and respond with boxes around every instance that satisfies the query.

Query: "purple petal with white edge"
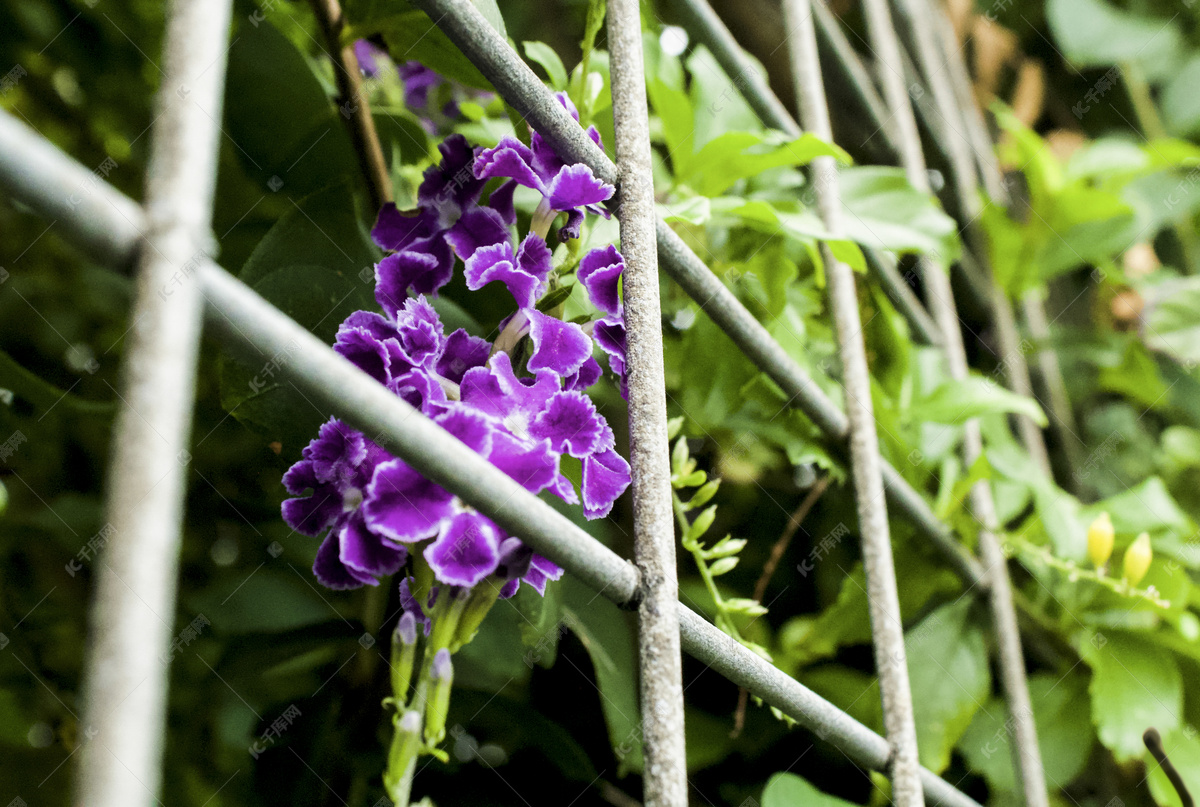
[434,405,495,456]
[303,419,368,485]
[522,553,564,596]
[581,448,631,519]
[281,466,342,537]
[564,356,602,392]
[425,512,503,587]
[460,352,559,424]
[464,242,542,310]
[529,390,606,458]
[497,536,533,579]
[437,329,490,384]
[527,310,592,377]
[340,513,407,579]
[314,532,377,589]
[334,325,393,385]
[473,136,544,192]
[389,368,448,414]
[545,164,614,211]
[444,206,511,263]
[375,248,451,316]
[549,470,579,504]
[363,459,456,543]
[499,578,521,599]
[578,244,625,316]
[394,297,443,368]
[516,233,553,285]
[558,208,584,242]
[593,316,628,396]
[341,310,398,341]
[488,179,518,225]
[371,203,437,252]
[417,133,486,220]
[488,431,559,494]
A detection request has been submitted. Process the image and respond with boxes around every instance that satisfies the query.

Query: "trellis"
[0,0,1063,803]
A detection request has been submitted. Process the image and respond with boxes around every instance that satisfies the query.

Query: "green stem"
[672,492,744,642]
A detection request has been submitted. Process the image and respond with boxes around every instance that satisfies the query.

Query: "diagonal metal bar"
[407,0,987,590]
[890,0,1053,480]
[857,0,1051,802]
[781,0,925,803]
[665,0,940,346]
[0,111,983,807]
[927,7,1086,485]
[606,1,688,802]
[72,0,234,805]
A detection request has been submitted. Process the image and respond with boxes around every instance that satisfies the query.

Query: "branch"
[308,0,393,212]
[1145,728,1195,807]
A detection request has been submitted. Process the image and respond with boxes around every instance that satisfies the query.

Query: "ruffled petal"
[434,405,495,456]
[528,390,607,458]
[527,310,592,377]
[488,179,518,225]
[444,206,511,263]
[515,233,552,285]
[340,512,407,580]
[314,532,378,589]
[417,133,486,220]
[558,208,585,242]
[577,244,624,316]
[334,324,394,385]
[488,431,558,494]
[544,164,614,211]
[281,479,342,538]
[363,459,456,543]
[581,448,631,519]
[437,329,491,384]
[593,315,628,396]
[522,553,564,596]
[371,203,438,252]
[563,355,602,392]
[375,245,454,313]
[460,352,559,424]
[394,297,443,369]
[463,242,542,310]
[473,136,545,192]
[424,512,503,587]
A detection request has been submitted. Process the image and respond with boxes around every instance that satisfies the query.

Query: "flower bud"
[383,710,423,800]
[1123,532,1152,586]
[390,612,419,705]
[1087,512,1115,568]
[424,649,454,747]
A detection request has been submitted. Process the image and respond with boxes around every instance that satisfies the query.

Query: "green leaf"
[562,576,643,773]
[1084,631,1182,761]
[1143,277,1200,366]
[762,772,860,807]
[523,41,568,89]
[905,600,991,772]
[915,377,1048,426]
[680,131,848,197]
[959,671,1093,793]
[1046,0,1183,82]
[838,166,961,260]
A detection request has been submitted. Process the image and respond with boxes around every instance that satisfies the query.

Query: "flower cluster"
[354,40,490,133]
[282,96,632,607]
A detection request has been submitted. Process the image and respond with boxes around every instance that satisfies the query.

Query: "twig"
[1145,728,1195,807]
[308,0,393,212]
[753,476,831,603]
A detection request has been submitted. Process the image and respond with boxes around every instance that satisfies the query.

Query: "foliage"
[4,0,1200,805]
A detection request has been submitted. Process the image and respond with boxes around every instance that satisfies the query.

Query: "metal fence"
[0,0,1059,804]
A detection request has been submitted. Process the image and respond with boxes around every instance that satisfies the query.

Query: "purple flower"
[473,95,613,241]
[354,40,387,79]
[282,420,407,589]
[464,232,552,309]
[397,61,444,110]
[578,244,624,317]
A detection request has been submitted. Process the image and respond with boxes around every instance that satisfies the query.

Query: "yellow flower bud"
[1123,532,1153,586]
[1087,512,1115,568]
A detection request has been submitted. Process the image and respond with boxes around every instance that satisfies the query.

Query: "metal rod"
[74,1,234,805]
[781,1,925,803]
[668,0,934,342]
[0,114,984,807]
[407,0,987,587]
[858,0,1050,801]
[607,1,688,802]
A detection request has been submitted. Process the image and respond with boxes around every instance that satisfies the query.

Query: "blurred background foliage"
[3,0,1200,805]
